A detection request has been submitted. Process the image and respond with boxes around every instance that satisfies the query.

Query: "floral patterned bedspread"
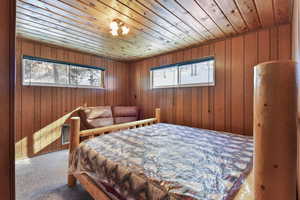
[70,123,253,200]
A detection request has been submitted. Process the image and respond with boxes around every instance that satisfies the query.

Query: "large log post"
[68,117,81,187]
[254,61,297,200]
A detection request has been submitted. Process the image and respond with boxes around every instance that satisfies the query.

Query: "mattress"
[69,123,253,200]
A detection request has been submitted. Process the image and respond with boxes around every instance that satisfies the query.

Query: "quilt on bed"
[69,123,253,200]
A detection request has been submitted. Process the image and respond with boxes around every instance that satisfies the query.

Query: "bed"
[68,108,254,200]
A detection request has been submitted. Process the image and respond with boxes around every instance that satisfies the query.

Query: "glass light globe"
[110,29,118,36]
[110,21,119,31]
[121,26,130,35]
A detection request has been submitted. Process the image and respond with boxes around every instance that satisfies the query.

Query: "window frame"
[22,55,106,89]
[150,56,215,89]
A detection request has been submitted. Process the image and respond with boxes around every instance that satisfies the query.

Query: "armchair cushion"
[78,106,114,129]
[112,106,139,124]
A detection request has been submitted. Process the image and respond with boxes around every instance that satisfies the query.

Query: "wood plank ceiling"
[16,0,293,61]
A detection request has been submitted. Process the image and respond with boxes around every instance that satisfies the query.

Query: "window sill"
[152,83,215,89]
[22,83,105,90]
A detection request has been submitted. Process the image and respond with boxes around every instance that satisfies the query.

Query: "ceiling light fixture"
[110,19,130,36]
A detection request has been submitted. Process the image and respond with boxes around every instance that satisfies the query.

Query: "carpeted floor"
[16,150,93,200]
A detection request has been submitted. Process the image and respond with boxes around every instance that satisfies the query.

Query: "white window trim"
[22,56,105,89]
[150,59,215,89]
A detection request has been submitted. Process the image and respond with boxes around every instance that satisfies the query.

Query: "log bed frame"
[67,61,297,200]
[67,108,161,200]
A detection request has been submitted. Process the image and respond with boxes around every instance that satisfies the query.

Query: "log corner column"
[254,60,297,200]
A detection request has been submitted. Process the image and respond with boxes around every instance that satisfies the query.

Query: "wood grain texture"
[292,0,300,198]
[0,0,15,199]
[254,61,297,200]
[15,38,130,159]
[129,24,292,136]
[15,0,293,61]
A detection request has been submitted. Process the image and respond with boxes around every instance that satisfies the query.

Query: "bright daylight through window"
[151,57,215,88]
[22,56,105,89]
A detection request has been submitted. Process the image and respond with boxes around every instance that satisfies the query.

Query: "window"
[22,56,105,89]
[150,57,215,88]
[152,67,178,88]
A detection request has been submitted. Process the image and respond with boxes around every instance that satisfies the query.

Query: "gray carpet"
[16,150,93,200]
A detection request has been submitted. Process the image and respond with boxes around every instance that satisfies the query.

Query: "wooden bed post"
[254,61,297,200]
[155,108,161,123]
[68,117,81,187]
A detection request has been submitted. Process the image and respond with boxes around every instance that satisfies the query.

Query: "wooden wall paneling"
[50,47,61,152]
[63,50,73,113]
[190,47,199,127]
[182,49,193,126]
[113,61,118,105]
[225,38,232,132]
[158,56,165,123]
[120,62,128,106]
[209,44,215,130]
[129,24,292,136]
[201,45,210,129]
[40,45,54,154]
[95,57,105,106]
[33,43,43,154]
[141,60,148,119]
[67,51,76,109]
[15,38,131,158]
[125,62,130,105]
[56,48,67,151]
[150,58,157,120]
[93,57,99,106]
[175,51,184,125]
[74,53,83,106]
[231,36,244,134]
[214,41,226,131]
[129,62,136,106]
[270,26,279,60]
[142,60,150,119]
[166,54,174,123]
[21,41,35,157]
[83,54,91,106]
[278,24,292,59]
[117,62,123,105]
[153,57,161,121]
[244,32,258,135]
[138,60,143,112]
[107,59,114,105]
[165,54,173,123]
[15,38,23,159]
[196,46,203,128]
[104,58,109,105]
[258,29,271,62]
[108,59,114,105]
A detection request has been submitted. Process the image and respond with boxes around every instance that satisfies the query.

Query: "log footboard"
[67,108,161,199]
